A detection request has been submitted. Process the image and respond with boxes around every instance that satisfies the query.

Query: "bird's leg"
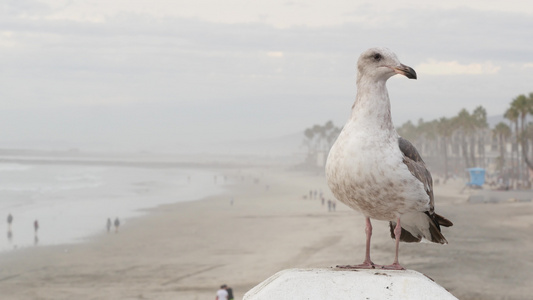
[382,217,405,270]
[337,217,379,269]
[362,217,374,266]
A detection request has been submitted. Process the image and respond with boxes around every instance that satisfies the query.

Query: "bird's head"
[357,47,417,83]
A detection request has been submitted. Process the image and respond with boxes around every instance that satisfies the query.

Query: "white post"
[244,268,458,300]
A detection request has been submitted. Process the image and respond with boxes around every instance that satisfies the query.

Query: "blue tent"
[466,168,485,187]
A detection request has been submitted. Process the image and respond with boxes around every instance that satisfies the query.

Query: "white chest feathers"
[325,124,429,221]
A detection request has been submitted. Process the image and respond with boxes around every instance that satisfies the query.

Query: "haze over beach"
[1,1,533,300]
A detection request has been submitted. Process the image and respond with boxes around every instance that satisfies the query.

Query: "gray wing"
[392,137,453,243]
[398,136,435,214]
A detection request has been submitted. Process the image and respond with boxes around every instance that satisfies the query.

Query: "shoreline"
[1,168,532,300]
[0,164,230,253]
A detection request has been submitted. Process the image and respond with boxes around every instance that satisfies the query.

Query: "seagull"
[325,47,453,270]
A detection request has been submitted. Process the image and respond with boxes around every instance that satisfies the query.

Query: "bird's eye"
[373,53,382,61]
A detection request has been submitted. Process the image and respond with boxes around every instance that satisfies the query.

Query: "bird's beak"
[393,64,417,79]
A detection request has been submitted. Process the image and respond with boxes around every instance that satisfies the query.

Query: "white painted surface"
[244,268,458,300]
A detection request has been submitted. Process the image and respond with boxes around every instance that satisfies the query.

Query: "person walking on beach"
[34,220,39,234]
[106,218,112,233]
[216,284,228,300]
[34,220,39,245]
[226,286,234,300]
[7,213,13,230]
[114,217,120,233]
[7,213,13,243]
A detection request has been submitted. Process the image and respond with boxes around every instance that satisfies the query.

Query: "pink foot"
[381,263,405,270]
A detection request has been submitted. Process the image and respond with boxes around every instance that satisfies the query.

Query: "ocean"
[0,162,226,252]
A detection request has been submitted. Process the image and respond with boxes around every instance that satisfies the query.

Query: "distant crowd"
[5,213,122,247]
[6,213,40,245]
[305,189,337,212]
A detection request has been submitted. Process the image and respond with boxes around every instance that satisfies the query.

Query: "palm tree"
[304,128,315,153]
[437,117,455,181]
[453,109,475,168]
[419,119,439,156]
[504,106,519,186]
[524,121,533,173]
[510,94,533,175]
[511,94,531,136]
[312,124,324,150]
[472,106,489,168]
[303,121,342,166]
[492,122,511,173]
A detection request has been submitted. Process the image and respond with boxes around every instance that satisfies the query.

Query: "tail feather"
[390,212,452,244]
[435,213,453,227]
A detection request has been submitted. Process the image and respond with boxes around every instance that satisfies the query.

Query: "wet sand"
[0,168,532,300]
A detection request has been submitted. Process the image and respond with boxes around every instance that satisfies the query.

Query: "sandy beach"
[1,167,532,300]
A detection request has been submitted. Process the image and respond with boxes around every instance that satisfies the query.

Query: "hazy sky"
[1,0,533,153]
